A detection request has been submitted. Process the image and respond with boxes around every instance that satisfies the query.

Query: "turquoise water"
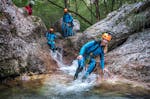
[0,72,149,99]
[0,52,149,99]
[0,84,143,99]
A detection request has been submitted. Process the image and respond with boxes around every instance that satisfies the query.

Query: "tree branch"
[47,0,92,25]
[81,0,96,18]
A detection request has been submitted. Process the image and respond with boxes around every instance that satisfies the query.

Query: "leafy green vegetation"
[12,0,144,31]
[0,12,2,17]
[12,0,28,7]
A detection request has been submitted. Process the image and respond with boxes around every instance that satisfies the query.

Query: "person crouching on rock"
[74,32,112,81]
[46,27,57,52]
[24,1,34,16]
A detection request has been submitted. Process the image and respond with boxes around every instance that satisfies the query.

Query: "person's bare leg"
[104,68,113,79]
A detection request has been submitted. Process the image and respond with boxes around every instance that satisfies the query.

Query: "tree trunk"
[64,0,68,8]
[111,0,115,11]
[81,0,96,18]
[119,0,122,7]
[104,0,108,14]
[75,0,78,14]
[90,0,93,23]
[94,0,100,21]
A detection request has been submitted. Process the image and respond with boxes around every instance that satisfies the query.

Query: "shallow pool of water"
[0,72,149,99]
[0,52,149,99]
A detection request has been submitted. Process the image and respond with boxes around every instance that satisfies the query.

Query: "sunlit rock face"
[0,0,57,79]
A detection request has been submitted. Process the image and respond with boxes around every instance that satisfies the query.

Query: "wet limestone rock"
[0,0,57,79]
[105,29,150,84]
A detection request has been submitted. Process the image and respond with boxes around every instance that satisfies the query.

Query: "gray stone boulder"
[75,0,150,50]
[0,0,57,79]
[106,29,150,83]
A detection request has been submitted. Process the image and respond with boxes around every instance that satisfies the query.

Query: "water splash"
[49,50,97,95]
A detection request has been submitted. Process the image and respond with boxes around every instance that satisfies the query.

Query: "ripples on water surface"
[0,51,149,99]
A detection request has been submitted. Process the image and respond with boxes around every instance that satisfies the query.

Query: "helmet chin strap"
[101,45,105,47]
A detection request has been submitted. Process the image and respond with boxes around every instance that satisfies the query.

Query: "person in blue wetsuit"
[62,8,74,38]
[46,27,57,52]
[74,32,112,81]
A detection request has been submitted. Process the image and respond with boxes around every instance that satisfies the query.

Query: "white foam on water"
[54,79,96,95]
[49,50,97,95]
[59,60,78,76]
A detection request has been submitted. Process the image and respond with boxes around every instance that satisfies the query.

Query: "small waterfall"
[49,48,97,95]
[50,47,63,64]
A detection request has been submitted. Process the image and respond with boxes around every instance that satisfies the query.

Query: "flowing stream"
[0,50,149,99]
